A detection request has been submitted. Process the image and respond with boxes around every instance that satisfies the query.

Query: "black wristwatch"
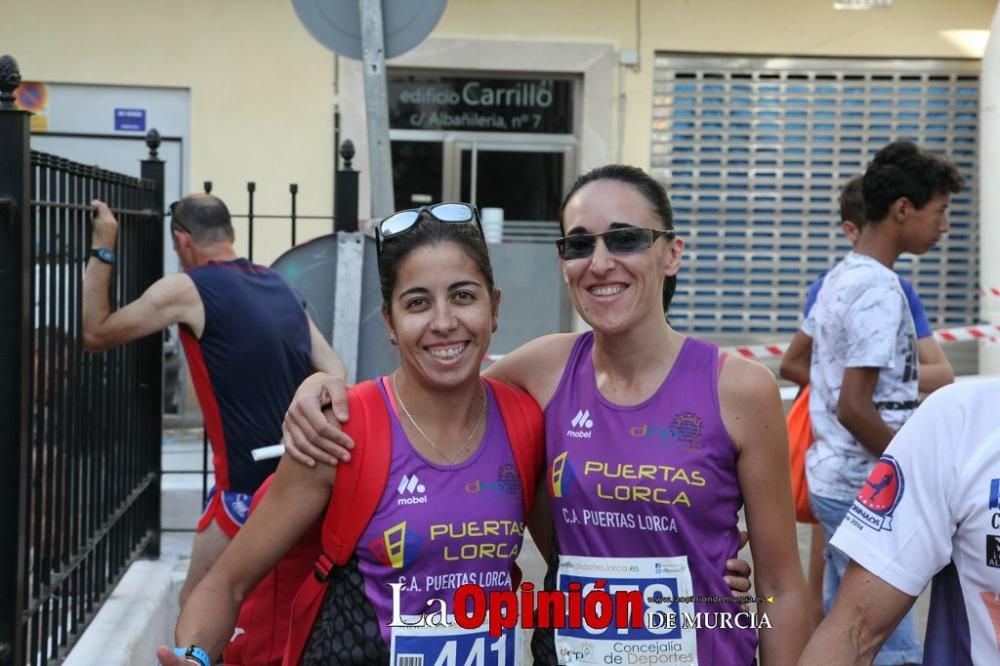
[89,247,116,265]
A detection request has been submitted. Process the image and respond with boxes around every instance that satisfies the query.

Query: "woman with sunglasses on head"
[286,165,810,664]
[158,206,545,666]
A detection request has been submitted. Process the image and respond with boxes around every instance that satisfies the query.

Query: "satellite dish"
[292,0,446,60]
[271,233,397,381]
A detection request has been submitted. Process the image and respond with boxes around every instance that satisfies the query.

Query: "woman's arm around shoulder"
[718,355,813,664]
[484,332,579,408]
[163,454,337,662]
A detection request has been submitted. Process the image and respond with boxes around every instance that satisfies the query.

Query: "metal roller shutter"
[650,55,980,337]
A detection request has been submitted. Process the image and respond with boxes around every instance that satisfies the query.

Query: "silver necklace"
[392,371,487,465]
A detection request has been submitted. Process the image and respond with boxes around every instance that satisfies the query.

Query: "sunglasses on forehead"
[556,226,675,260]
[375,202,483,261]
[378,202,482,240]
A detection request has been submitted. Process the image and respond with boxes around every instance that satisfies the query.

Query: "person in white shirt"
[802,140,963,664]
[802,377,1000,665]
[780,174,955,626]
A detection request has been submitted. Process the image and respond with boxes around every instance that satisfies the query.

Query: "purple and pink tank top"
[535,332,757,664]
[301,378,527,664]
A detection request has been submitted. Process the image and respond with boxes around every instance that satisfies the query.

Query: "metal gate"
[0,55,164,666]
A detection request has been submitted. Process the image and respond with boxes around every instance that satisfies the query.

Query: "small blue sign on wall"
[114,108,146,132]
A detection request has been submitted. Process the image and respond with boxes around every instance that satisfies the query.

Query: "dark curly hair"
[862,141,964,224]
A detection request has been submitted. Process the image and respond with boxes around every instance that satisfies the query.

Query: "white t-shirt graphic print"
[803,251,917,502]
[832,378,1000,664]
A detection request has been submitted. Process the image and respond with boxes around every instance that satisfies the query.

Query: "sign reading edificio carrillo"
[388,73,574,133]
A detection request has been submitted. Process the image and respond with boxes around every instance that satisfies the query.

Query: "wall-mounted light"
[833,0,891,9]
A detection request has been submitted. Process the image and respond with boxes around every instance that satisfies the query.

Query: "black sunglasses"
[375,202,483,263]
[168,200,191,234]
[556,226,675,260]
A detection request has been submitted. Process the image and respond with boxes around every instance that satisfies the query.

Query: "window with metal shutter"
[650,55,979,337]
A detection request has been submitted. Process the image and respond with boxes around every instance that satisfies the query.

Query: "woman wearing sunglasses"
[287,165,810,664]
[524,165,810,664]
[158,207,547,666]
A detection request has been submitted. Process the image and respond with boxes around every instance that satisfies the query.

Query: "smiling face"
[383,241,499,392]
[560,179,683,335]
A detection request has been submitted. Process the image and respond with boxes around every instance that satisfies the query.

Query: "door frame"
[444,138,576,208]
[390,129,576,209]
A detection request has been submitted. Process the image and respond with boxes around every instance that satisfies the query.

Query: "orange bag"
[786,385,817,523]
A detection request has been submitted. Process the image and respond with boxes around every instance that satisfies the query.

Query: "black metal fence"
[203,138,359,263]
[0,56,164,666]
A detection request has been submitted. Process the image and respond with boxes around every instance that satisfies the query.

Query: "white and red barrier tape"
[934,323,1000,344]
[484,323,1000,363]
[718,324,1000,359]
[730,324,1000,359]
[730,342,791,359]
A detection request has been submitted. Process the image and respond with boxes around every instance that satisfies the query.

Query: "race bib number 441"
[555,555,698,665]
[391,615,522,666]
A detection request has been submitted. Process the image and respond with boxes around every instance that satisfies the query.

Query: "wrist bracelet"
[172,646,210,666]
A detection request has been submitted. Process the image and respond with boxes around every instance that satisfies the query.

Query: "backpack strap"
[483,377,544,513]
[284,379,392,665]
[317,379,393,573]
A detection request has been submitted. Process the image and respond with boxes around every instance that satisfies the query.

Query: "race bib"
[554,555,698,665]
[390,614,522,666]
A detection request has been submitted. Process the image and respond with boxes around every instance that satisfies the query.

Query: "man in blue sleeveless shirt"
[82,194,350,604]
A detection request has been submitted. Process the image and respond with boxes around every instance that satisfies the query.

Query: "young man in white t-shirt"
[802,377,1000,664]
[780,174,956,626]
[802,140,963,664]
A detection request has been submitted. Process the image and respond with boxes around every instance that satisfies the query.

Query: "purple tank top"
[544,332,757,663]
[356,378,525,643]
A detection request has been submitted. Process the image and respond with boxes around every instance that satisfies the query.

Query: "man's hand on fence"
[89,200,118,249]
[282,372,353,467]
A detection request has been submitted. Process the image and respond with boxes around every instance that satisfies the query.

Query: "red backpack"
[222,377,544,666]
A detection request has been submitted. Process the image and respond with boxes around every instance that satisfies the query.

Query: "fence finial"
[340,139,355,169]
[0,55,22,111]
[145,128,161,159]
